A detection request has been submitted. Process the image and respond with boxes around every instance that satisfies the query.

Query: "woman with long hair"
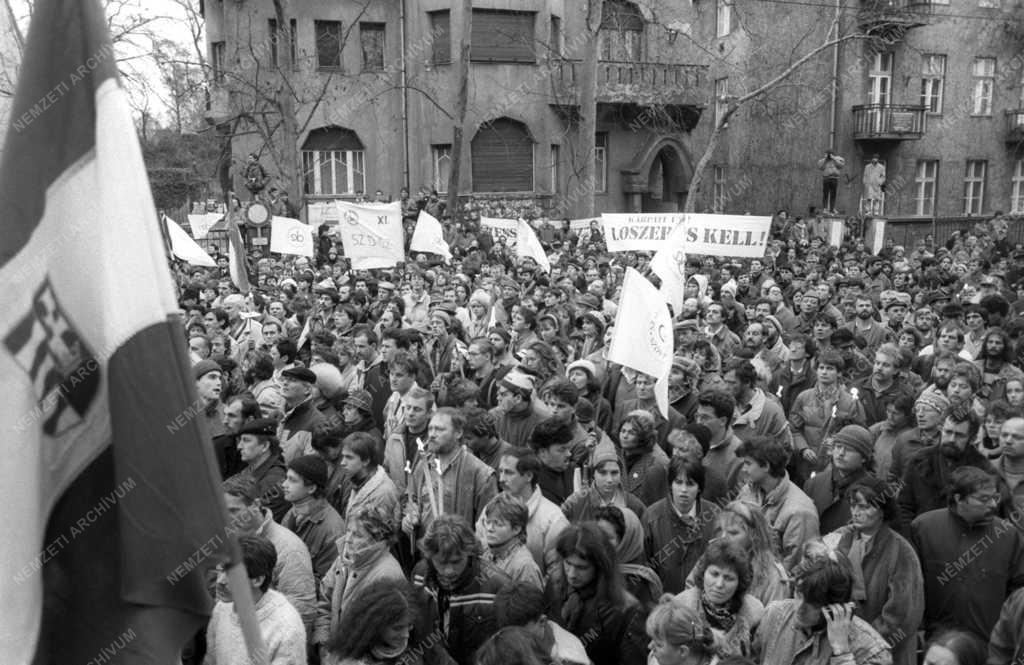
[474,627,550,665]
[922,630,987,665]
[672,539,764,659]
[594,505,663,610]
[520,341,564,385]
[689,501,789,605]
[544,522,648,665]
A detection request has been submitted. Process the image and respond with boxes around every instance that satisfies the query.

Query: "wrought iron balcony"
[1007,109,1024,146]
[852,104,926,141]
[550,60,707,108]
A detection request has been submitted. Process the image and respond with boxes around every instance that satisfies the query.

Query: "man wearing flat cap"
[279,367,327,464]
[228,418,290,521]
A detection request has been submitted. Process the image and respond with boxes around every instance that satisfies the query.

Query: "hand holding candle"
[434,458,444,516]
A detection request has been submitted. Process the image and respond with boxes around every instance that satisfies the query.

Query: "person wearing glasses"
[910,466,1024,641]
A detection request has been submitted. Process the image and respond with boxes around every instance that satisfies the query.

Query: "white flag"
[410,210,452,261]
[607,268,673,417]
[187,212,219,239]
[651,222,688,312]
[165,215,217,267]
[270,216,315,257]
[516,219,550,273]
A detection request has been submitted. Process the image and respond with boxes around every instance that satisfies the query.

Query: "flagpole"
[225,562,269,665]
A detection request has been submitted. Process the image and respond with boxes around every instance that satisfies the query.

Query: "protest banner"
[480,217,519,248]
[269,216,314,258]
[601,213,683,252]
[679,214,771,257]
[336,201,404,269]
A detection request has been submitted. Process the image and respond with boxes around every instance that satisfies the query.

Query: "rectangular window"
[713,166,727,213]
[715,78,728,127]
[920,54,945,114]
[594,133,608,193]
[1012,160,1024,214]
[963,160,987,215]
[972,57,996,116]
[868,52,893,106]
[302,150,365,195]
[550,16,563,57]
[360,23,386,72]
[978,0,999,7]
[472,10,536,63]
[716,0,734,37]
[211,41,226,84]
[315,20,343,70]
[268,19,297,69]
[429,11,451,64]
[914,160,939,216]
[550,144,561,193]
[432,144,452,194]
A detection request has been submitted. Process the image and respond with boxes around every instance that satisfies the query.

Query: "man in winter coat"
[281,454,346,582]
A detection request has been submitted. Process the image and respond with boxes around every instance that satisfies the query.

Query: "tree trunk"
[683,113,730,213]
[446,0,472,232]
[273,0,302,203]
[573,0,602,218]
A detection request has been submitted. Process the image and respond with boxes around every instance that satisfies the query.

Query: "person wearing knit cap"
[576,311,606,359]
[803,425,875,534]
[194,358,228,446]
[561,439,646,524]
[282,454,346,581]
[496,370,547,449]
[566,359,612,432]
[889,390,950,482]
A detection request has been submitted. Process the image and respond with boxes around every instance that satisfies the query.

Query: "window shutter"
[472,119,534,192]
[471,10,536,63]
[302,127,364,151]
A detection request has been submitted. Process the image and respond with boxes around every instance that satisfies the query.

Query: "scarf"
[847,533,871,603]
[701,591,739,632]
[560,583,596,633]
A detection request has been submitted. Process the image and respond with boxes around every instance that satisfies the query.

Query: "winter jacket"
[412,558,510,665]
[313,548,405,648]
[824,525,923,665]
[702,433,744,505]
[344,465,400,527]
[789,387,867,467]
[772,361,817,413]
[477,486,568,576]
[804,466,871,535]
[731,388,793,451]
[282,498,346,582]
[853,377,916,427]
[898,444,1000,527]
[562,487,647,524]
[912,507,1024,640]
[543,577,648,665]
[405,446,498,538]
[753,599,892,665]
[673,587,763,659]
[255,509,317,633]
[232,452,289,522]
[642,498,719,594]
[987,586,1024,665]
[622,445,670,507]
[279,398,327,464]
[353,356,391,429]
[738,474,820,572]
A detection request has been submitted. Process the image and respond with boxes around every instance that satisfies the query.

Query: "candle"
[850,387,859,400]
[830,404,837,418]
[434,458,444,516]
[776,385,783,398]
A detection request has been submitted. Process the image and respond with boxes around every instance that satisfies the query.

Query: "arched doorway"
[641,145,686,212]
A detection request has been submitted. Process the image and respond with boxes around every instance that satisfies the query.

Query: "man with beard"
[898,405,1001,526]
[911,467,1024,640]
[487,328,517,369]
[668,357,702,421]
[743,321,781,375]
[724,359,791,448]
[854,343,916,426]
[890,391,949,483]
[974,328,1024,403]
[412,515,510,665]
[402,407,497,540]
[844,295,893,354]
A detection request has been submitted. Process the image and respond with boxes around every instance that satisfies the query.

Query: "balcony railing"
[852,104,926,140]
[1007,109,1024,145]
[550,60,707,107]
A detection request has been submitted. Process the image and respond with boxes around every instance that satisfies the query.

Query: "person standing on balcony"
[817,148,846,214]
[862,154,887,216]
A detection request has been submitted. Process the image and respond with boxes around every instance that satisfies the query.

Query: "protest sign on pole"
[606,268,672,417]
[335,201,404,269]
[410,210,452,261]
[270,216,315,257]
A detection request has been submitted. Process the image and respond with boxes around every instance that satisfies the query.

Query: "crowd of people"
[174,209,1024,665]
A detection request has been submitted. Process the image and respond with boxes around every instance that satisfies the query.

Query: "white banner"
[679,214,771,257]
[308,200,340,226]
[601,213,683,252]
[270,216,314,257]
[336,201,404,269]
[607,268,672,417]
[187,212,220,240]
[480,217,519,248]
[410,210,452,261]
[166,216,217,267]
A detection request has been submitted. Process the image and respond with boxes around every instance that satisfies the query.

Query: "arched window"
[600,0,644,61]
[471,118,534,192]
[301,126,365,196]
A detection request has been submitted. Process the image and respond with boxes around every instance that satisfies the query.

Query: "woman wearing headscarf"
[562,441,647,523]
[594,505,663,610]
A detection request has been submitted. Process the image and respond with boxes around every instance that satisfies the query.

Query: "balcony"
[550,60,707,109]
[857,0,927,39]
[1007,109,1024,146]
[852,104,926,141]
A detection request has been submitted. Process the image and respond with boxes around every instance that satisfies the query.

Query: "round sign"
[245,201,270,226]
